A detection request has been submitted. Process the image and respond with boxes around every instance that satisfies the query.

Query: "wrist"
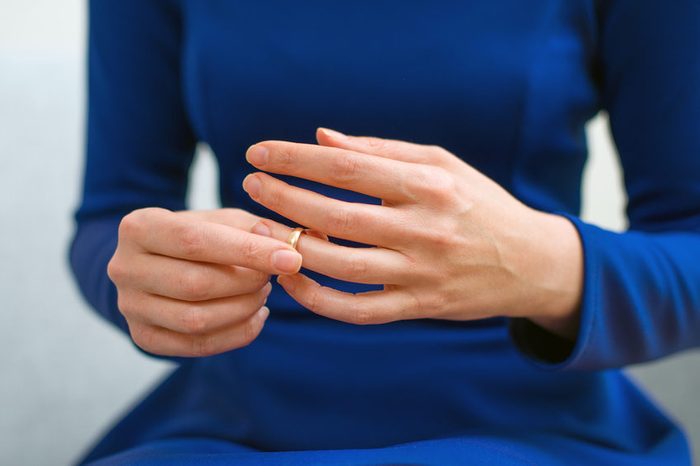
[503,208,583,340]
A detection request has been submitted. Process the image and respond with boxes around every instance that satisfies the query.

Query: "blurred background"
[1,1,699,464]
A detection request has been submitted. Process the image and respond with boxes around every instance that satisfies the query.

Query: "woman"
[69,0,700,464]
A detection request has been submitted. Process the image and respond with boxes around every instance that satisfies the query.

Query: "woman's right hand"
[106,207,303,357]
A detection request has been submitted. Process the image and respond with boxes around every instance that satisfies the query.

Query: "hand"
[107,207,303,357]
[242,128,583,339]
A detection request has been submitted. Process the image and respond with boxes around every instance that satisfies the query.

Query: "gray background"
[1,1,698,465]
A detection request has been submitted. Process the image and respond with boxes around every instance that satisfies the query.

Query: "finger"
[242,172,407,247]
[176,208,262,230]
[120,253,269,301]
[276,272,418,325]
[316,127,459,169]
[123,208,302,274]
[251,219,412,285]
[246,141,431,203]
[119,284,272,334]
[129,306,271,358]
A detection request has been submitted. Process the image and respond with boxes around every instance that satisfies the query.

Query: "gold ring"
[286,227,305,250]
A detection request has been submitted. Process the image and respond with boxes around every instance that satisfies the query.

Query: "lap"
[84,435,570,466]
[84,430,687,466]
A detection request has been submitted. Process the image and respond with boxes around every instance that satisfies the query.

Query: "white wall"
[0,1,698,465]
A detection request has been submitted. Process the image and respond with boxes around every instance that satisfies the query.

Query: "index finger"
[246,141,432,204]
[125,208,302,274]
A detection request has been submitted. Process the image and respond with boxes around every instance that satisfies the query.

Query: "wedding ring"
[286,227,305,250]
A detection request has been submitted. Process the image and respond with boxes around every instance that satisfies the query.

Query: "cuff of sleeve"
[508,211,600,371]
[68,215,186,364]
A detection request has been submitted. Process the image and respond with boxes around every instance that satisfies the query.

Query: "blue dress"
[69,1,700,464]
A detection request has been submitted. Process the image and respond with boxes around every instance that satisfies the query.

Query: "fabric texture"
[69,0,699,464]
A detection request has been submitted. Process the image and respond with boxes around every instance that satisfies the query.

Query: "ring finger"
[252,218,413,285]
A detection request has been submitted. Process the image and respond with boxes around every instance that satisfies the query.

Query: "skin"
[107,208,303,357]
[244,128,584,339]
[108,127,583,357]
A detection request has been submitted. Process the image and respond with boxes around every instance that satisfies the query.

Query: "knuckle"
[180,268,210,301]
[118,208,159,238]
[329,152,361,183]
[427,144,450,160]
[410,168,456,204]
[352,306,374,325]
[180,305,209,334]
[176,223,205,257]
[118,210,141,234]
[191,334,217,357]
[130,324,158,354]
[116,292,137,318]
[432,292,450,311]
[217,207,259,225]
[304,285,323,313]
[221,207,249,222]
[324,207,354,233]
[405,289,424,317]
[239,237,266,264]
[345,255,368,280]
[364,137,388,150]
[422,290,450,314]
[427,229,455,250]
[106,256,126,282]
[407,218,456,250]
[441,217,462,240]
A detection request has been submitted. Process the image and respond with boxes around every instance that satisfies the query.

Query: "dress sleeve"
[509,0,700,370]
[68,0,196,345]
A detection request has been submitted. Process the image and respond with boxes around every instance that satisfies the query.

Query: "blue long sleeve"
[510,0,700,370]
[68,1,697,463]
[71,0,700,372]
[68,0,196,338]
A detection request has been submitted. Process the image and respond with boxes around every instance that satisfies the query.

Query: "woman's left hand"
[242,128,583,339]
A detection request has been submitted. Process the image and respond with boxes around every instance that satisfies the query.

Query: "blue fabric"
[68,0,700,464]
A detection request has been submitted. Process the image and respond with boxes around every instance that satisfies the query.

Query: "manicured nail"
[263,281,273,296]
[257,306,270,320]
[319,127,347,140]
[242,174,261,198]
[246,145,269,165]
[251,221,271,237]
[272,249,302,274]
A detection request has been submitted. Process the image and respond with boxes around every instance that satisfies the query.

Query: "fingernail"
[246,145,269,165]
[272,249,302,274]
[251,221,271,237]
[258,306,270,319]
[319,127,347,140]
[263,281,273,296]
[242,175,261,198]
